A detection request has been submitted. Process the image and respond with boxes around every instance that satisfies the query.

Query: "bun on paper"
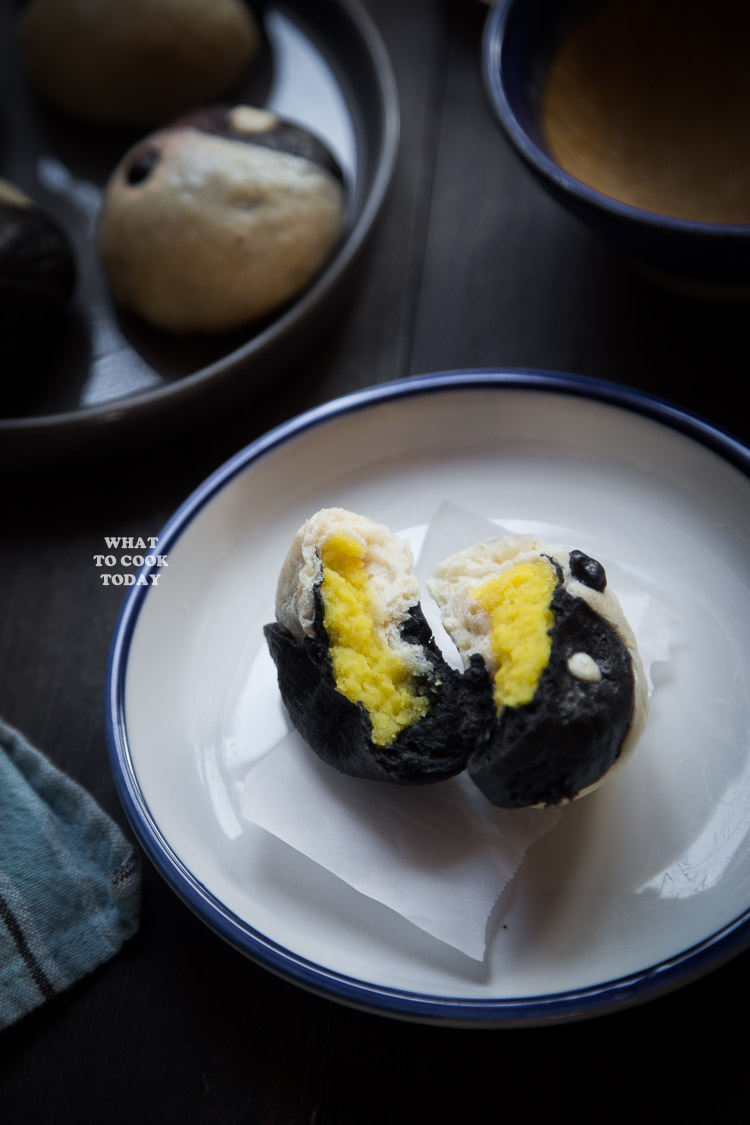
[428,534,648,808]
[264,509,486,784]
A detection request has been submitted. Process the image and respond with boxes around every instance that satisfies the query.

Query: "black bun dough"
[265,508,487,785]
[265,599,487,785]
[172,105,344,183]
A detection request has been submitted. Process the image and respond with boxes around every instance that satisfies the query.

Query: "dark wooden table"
[2,1,749,1121]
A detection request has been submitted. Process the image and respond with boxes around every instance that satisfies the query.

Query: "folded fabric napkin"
[0,719,140,1031]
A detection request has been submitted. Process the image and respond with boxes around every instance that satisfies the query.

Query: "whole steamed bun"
[97,105,347,334]
[17,0,261,127]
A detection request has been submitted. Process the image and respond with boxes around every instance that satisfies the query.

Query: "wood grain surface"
[2,2,749,1122]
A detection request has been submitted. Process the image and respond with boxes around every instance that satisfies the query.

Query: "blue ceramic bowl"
[482,0,750,294]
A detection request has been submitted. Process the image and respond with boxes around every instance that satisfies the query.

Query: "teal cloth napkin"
[0,719,140,1030]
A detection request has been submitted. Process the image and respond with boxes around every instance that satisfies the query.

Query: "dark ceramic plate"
[0,0,398,466]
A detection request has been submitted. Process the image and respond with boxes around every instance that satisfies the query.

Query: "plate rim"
[0,0,400,446]
[105,368,750,1026]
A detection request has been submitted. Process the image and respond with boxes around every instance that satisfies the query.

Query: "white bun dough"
[275,508,422,655]
[97,107,346,334]
[17,0,260,127]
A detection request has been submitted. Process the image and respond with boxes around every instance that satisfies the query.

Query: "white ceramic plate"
[106,370,750,1025]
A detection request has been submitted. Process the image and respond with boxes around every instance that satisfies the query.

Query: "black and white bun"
[428,534,648,808]
[0,178,76,378]
[264,509,485,784]
[97,105,346,334]
[17,0,261,127]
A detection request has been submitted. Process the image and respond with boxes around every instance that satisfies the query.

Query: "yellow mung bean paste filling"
[471,558,557,711]
[320,532,429,747]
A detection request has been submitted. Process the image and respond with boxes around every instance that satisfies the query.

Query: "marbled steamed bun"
[0,178,76,378]
[97,106,346,334]
[17,0,260,127]
[428,534,648,808]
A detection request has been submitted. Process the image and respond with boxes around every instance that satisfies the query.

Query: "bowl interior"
[485,0,750,289]
[491,0,599,167]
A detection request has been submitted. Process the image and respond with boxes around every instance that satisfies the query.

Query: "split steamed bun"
[97,105,346,334]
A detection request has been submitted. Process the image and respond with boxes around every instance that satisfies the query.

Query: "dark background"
[2,1,749,1121]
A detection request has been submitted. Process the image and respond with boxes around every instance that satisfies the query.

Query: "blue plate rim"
[105,368,750,1027]
[481,0,750,240]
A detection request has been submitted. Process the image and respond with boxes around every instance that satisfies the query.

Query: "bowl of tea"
[483,0,750,295]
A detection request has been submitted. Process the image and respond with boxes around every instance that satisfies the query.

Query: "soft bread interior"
[275,509,432,747]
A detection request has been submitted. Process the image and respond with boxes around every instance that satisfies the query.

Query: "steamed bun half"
[17,0,261,127]
[428,534,648,808]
